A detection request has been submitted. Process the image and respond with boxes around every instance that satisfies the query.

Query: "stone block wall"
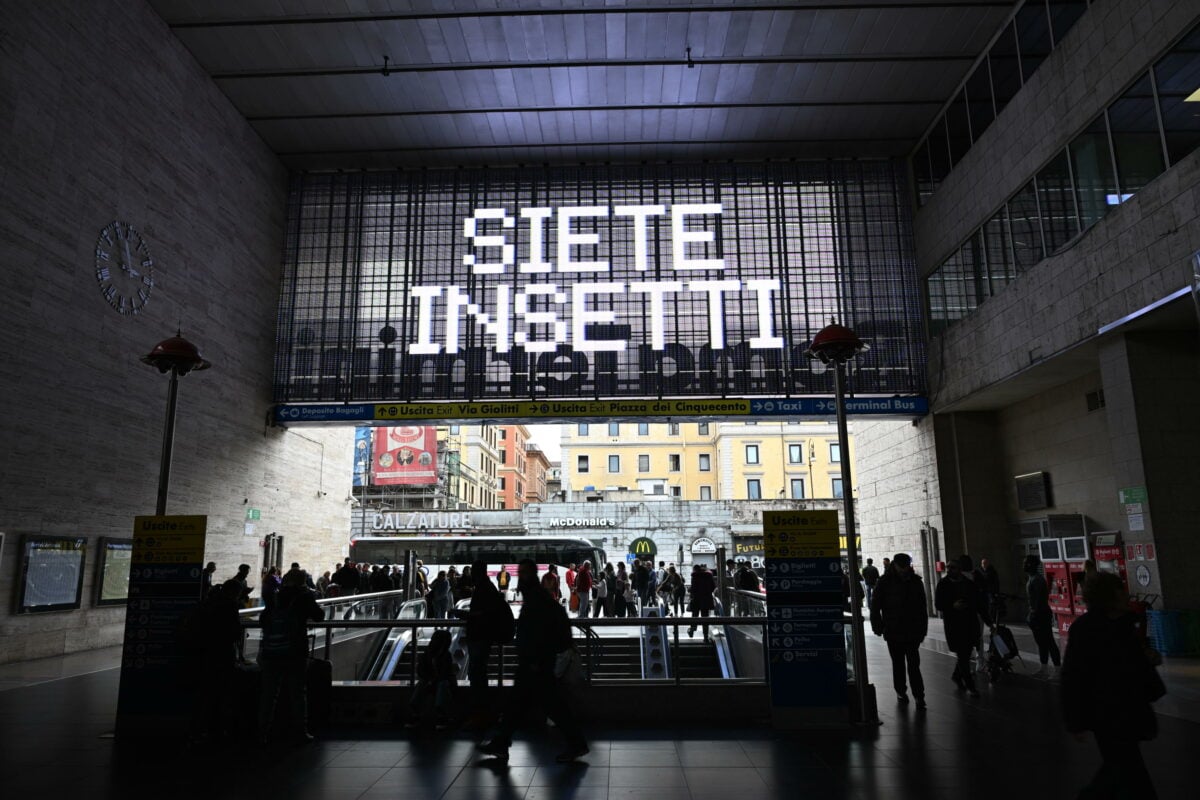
[0,1,353,663]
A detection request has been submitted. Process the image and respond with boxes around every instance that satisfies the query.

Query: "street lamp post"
[141,333,211,515]
[806,322,878,725]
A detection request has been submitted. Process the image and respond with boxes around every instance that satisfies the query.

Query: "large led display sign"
[274,162,924,404]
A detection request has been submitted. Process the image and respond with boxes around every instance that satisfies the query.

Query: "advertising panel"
[372,426,438,485]
[273,163,924,404]
[95,537,133,606]
[353,425,372,487]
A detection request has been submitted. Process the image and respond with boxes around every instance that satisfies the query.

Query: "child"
[407,629,455,730]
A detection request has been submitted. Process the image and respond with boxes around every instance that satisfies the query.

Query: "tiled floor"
[0,631,1195,799]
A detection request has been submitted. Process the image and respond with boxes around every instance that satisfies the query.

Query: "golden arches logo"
[630,537,656,556]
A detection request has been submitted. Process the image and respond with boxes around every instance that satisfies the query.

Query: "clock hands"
[118,229,141,279]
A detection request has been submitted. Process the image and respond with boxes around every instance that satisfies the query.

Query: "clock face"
[95,221,155,315]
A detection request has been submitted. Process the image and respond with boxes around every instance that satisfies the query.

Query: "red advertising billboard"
[372,426,438,485]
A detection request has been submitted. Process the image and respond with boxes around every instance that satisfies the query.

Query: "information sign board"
[116,515,207,738]
[763,510,847,728]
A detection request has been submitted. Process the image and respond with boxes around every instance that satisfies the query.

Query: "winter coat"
[1062,611,1158,740]
[688,570,716,612]
[870,571,928,644]
[934,573,986,650]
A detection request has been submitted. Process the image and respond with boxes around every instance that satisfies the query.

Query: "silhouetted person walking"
[870,553,928,708]
[1024,555,1061,675]
[935,556,988,697]
[1062,572,1162,799]
[479,559,587,763]
[257,570,324,744]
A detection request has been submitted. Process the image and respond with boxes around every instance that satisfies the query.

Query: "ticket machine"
[1062,536,1091,622]
[1039,538,1074,634]
[1090,531,1128,589]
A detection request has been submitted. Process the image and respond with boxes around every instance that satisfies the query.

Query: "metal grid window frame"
[274,162,924,403]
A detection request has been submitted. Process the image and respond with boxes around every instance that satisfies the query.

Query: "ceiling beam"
[168,3,1012,29]
[215,54,973,81]
[249,99,945,123]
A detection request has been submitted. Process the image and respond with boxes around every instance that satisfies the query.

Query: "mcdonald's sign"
[629,537,657,557]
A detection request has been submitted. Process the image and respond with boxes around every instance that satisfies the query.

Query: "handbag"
[554,646,584,684]
[569,591,580,612]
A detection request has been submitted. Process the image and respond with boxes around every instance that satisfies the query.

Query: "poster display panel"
[15,534,87,613]
[95,537,133,606]
[372,426,438,485]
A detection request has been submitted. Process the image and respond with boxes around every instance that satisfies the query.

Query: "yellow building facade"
[561,421,855,501]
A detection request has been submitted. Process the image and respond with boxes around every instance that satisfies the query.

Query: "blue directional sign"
[748,396,927,417]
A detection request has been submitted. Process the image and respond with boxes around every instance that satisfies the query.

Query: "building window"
[517,482,523,497]
[700,486,712,500]
[790,478,805,499]
[608,455,620,473]
[638,423,649,436]
[699,453,711,471]
[788,444,804,464]
[578,423,589,436]
[698,423,709,435]
[578,455,589,473]
[747,479,762,499]
[832,478,844,498]
[829,442,841,463]
[608,422,620,436]
[652,484,665,495]
[670,485,682,498]
[668,423,680,435]
[500,429,507,439]
[500,449,507,464]
[449,424,460,434]
[638,454,650,472]
[499,477,506,489]
[745,444,760,465]
[668,454,681,472]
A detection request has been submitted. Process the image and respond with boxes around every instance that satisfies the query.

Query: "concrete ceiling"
[148,0,1015,170]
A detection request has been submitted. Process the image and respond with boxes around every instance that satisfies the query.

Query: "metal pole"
[154,368,181,516]
[834,360,873,724]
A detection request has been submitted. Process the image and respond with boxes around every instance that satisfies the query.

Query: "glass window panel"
[1047,0,1086,46]
[608,422,620,436]
[966,63,995,142]
[700,485,712,500]
[1008,181,1045,270]
[926,267,948,337]
[989,21,1023,112]
[698,423,709,435]
[1068,114,1119,229]
[637,423,649,435]
[1036,150,1081,252]
[1109,73,1167,196]
[829,443,841,462]
[913,138,935,206]
[1016,1,1053,82]
[790,479,805,500]
[982,207,1016,294]
[1154,27,1200,166]
[928,116,952,185]
[608,455,620,472]
[940,247,976,322]
[832,478,844,499]
[963,230,990,304]
[747,479,762,500]
[577,423,588,435]
[946,90,973,164]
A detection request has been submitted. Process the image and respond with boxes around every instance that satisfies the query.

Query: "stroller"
[985,592,1022,682]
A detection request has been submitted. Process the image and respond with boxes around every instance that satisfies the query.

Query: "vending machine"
[1039,538,1075,634]
[1062,536,1091,622]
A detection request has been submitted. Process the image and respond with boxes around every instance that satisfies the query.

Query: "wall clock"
[95,221,155,315]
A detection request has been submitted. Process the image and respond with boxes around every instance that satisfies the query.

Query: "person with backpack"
[478,559,588,763]
[257,570,324,744]
[456,560,514,729]
[658,566,684,617]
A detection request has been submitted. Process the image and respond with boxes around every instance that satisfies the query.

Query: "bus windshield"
[349,535,606,572]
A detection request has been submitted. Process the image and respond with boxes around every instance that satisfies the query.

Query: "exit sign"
[246,508,261,521]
